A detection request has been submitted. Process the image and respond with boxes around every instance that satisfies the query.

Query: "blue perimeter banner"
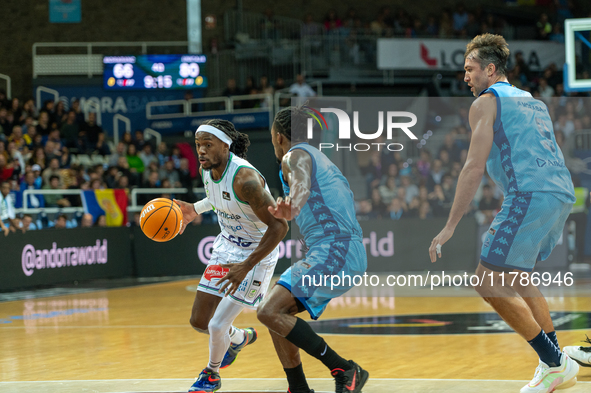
[35,84,194,136]
[35,84,270,136]
[49,0,81,23]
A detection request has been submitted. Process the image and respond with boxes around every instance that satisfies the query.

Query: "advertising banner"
[377,39,565,72]
[132,218,477,278]
[132,224,295,277]
[0,227,133,291]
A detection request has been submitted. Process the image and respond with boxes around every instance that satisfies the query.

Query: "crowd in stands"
[0,92,208,234]
[218,73,316,109]
[357,60,591,223]
[2,0,590,234]
[267,2,588,41]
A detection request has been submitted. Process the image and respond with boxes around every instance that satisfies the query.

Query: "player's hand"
[218,262,250,296]
[268,196,300,221]
[173,199,197,235]
[429,226,455,263]
[3,227,9,237]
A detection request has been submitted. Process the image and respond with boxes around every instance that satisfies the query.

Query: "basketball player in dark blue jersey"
[429,34,578,392]
[256,106,369,393]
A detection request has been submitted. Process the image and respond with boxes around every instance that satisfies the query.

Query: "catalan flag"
[81,189,128,227]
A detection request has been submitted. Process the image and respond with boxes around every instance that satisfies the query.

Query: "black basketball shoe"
[331,360,369,393]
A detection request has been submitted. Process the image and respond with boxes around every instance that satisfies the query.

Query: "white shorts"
[197,235,279,309]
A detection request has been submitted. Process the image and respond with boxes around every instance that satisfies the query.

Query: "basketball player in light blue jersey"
[429,34,579,392]
[256,106,369,393]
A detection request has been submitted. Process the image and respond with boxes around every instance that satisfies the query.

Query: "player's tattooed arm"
[218,168,288,296]
[268,149,312,220]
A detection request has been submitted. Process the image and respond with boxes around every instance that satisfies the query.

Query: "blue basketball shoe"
[188,368,221,392]
[220,327,257,369]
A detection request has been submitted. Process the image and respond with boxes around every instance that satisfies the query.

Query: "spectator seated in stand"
[43,175,71,208]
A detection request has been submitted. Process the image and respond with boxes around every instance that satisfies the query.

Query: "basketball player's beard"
[200,159,221,171]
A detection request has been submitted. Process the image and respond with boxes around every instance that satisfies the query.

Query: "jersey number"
[228,235,253,248]
[535,117,557,155]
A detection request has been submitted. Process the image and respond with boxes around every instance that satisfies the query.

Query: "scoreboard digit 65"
[103,54,208,90]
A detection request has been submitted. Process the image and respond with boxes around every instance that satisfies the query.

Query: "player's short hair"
[464,33,510,76]
[273,105,309,142]
[201,119,250,159]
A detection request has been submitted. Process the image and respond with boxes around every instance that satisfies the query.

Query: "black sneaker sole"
[356,368,369,392]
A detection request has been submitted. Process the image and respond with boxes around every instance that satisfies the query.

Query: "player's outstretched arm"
[268,149,312,220]
[218,168,289,295]
[429,95,495,262]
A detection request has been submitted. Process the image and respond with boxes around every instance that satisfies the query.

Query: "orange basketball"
[140,198,183,242]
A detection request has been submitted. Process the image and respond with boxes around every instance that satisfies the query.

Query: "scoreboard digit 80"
[103,54,208,90]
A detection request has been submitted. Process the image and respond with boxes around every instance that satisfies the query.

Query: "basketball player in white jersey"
[175,119,288,392]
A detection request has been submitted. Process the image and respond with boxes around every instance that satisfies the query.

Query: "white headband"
[195,124,232,147]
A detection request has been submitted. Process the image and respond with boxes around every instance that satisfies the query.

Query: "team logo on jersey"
[247,289,257,299]
[204,265,229,281]
[223,191,231,201]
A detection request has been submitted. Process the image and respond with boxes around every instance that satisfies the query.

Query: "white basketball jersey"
[202,152,270,249]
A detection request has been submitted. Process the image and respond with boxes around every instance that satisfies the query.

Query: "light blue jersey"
[278,143,366,319]
[478,82,575,271]
[279,143,363,246]
[479,82,575,203]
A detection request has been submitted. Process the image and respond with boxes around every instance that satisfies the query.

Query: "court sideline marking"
[1,378,590,383]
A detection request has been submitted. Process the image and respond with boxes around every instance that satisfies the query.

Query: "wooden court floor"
[1,278,590,393]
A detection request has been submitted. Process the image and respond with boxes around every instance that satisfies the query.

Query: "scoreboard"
[103,54,208,90]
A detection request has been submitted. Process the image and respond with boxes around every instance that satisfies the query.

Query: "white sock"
[229,326,246,345]
[207,297,244,373]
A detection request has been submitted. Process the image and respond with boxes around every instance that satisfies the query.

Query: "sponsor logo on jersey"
[536,157,564,168]
[247,289,257,299]
[253,280,261,287]
[488,228,496,235]
[223,191,231,201]
[220,222,243,233]
[216,210,241,220]
[204,265,229,281]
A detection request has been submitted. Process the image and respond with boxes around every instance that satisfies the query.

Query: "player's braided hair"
[273,105,309,142]
[202,119,250,159]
